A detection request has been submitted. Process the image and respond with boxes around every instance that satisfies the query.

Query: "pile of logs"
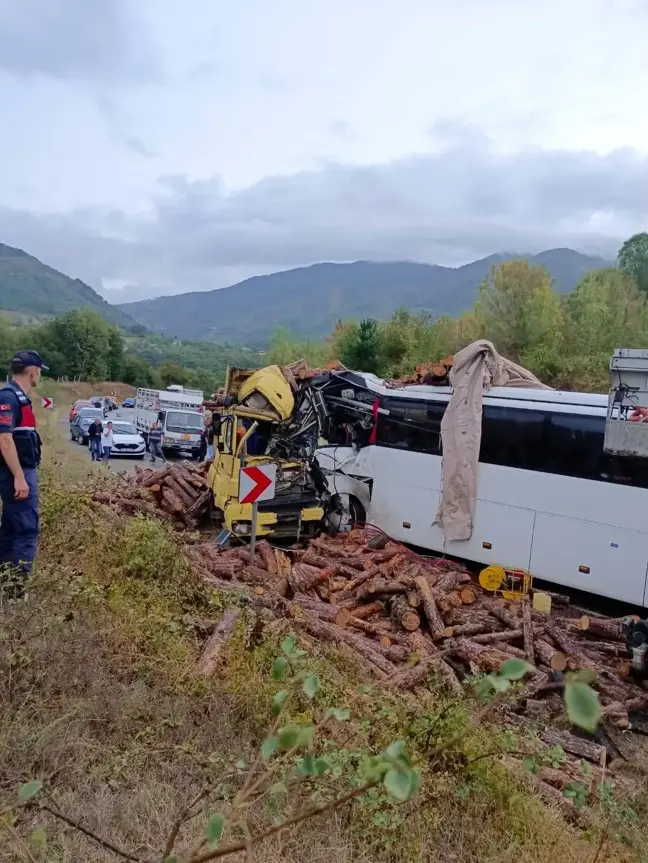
[191,526,648,739]
[92,461,210,529]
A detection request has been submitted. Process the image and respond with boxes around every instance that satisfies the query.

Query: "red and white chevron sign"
[239,464,276,505]
[41,397,54,409]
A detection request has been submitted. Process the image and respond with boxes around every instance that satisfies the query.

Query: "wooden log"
[168,467,200,500]
[164,475,196,509]
[390,595,421,632]
[141,467,169,487]
[435,570,472,592]
[583,641,630,658]
[196,607,242,677]
[494,642,527,658]
[161,487,184,513]
[544,621,598,670]
[293,616,396,676]
[451,639,517,673]
[539,729,606,764]
[442,607,458,627]
[366,579,408,597]
[579,616,623,641]
[521,599,535,664]
[332,566,380,602]
[187,489,210,517]
[288,563,335,593]
[408,630,434,657]
[414,575,445,640]
[349,601,383,620]
[253,540,278,575]
[534,639,567,672]
[406,589,421,608]
[488,603,519,630]
[470,629,522,645]
[435,591,463,614]
[301,550,336,569]
[288,600,341,623]
[389,658,435,690]
[441,622,492,640]
[459,587,478,605]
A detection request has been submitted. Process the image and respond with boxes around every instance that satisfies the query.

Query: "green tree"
[341,318,382,373]
[158,361,188,388]
[618,232,648,295]
[475,260,564,365]
[122,355,157,388]
[31,309,112,380]
[106,326,125,381]
[562,268,648,390]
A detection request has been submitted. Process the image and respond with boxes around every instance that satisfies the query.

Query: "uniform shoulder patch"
[0,403,13,411]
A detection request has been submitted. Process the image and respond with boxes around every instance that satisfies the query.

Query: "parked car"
[70,408,104,444]
[121,397,135,409]
[108,421,146,458]
[69,399,93,422]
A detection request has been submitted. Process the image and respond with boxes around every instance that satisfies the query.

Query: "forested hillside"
[0,309,260,393]
[266,234,648,393]
[119,249,606,345]
[0,242,135,328]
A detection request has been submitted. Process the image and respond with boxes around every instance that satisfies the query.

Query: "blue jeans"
[149,441,164,462]
[0,467,40,585]
[89,437,102,460]
[102,446,112,461]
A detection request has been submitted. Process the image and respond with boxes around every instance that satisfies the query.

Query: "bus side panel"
[446,504,536,571]
[530,513,648,605]
[366,448,536,568]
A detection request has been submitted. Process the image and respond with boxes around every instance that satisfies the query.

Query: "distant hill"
[0,243,135,328]
[119,249,608,346]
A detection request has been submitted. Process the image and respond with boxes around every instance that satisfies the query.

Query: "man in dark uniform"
[0,350,47,596]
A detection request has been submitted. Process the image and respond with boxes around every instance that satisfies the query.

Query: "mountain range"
[0,243,135,328]
[0,241,609,346]
[118,248,608,345]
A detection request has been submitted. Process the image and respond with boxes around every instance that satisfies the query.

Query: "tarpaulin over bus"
[435,340,551,541]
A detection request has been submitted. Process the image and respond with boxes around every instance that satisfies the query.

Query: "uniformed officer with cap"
[0,350,47,595]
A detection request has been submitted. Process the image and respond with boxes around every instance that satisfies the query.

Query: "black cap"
[12,350,49,371]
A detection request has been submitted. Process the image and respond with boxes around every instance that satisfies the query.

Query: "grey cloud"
[1,142,646,301]
[0,0,158,82]
[95,93,156,158]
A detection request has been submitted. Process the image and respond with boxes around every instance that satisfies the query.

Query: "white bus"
[316,375,648,607]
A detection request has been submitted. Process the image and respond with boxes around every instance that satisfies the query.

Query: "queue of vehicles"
[68,386,207,460]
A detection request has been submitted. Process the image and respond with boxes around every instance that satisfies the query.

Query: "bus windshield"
[165,411,203,434]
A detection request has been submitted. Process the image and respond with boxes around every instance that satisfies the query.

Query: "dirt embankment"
[56,381,136,402]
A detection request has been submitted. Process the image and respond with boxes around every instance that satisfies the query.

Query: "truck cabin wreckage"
[205,363,386,540]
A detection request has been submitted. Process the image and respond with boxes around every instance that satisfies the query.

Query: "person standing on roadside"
[0,350,47,596]
[88,417,103,461]
[102,421,114,464]
[148,420,165,463]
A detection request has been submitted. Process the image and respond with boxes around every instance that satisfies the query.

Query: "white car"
[107,421,147,458]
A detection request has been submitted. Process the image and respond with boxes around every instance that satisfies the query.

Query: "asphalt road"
[61,406,151,476]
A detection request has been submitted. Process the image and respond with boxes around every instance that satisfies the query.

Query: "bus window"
[480,406,545,470]
[377,397,444,454]
[544,413,605,480]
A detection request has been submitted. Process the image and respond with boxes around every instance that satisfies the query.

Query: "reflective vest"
[0,382,41,469]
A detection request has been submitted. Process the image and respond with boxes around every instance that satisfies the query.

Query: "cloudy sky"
[0,0,647,303]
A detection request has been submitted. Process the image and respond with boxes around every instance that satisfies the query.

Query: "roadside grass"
[0,385,645,861]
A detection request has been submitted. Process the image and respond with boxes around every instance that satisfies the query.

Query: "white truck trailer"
[134,386,205,459]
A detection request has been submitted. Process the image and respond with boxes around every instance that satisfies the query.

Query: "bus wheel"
[325,493,365,534]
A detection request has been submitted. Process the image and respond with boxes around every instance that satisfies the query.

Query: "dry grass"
[0,386,646,862]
